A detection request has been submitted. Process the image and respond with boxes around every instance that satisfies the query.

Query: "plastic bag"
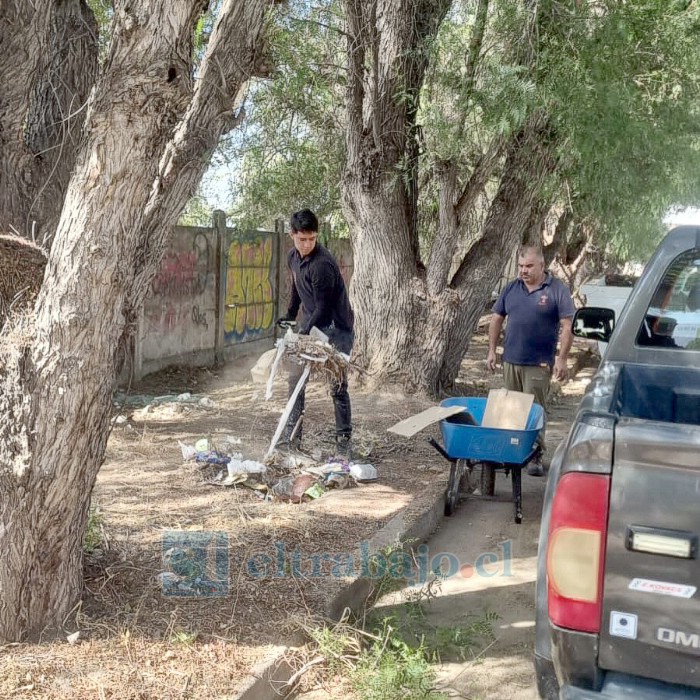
[349,463,378,482]
[227,458,267,476]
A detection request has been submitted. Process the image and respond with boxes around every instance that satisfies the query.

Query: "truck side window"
[637,249,700,350]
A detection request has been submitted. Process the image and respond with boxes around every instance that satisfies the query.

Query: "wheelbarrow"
[428,397,544,524]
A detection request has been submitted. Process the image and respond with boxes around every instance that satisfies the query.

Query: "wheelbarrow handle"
[428,437,455,463]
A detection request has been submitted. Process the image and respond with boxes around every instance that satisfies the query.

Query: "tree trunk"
[0,0,98,240]
[341,0,563,394]
[0,0,273,642]
[341,0,453,389]
[437,116,558,390]
[347,111,557,393]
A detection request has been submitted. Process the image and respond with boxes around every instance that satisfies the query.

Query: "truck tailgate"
[600,419,700,688]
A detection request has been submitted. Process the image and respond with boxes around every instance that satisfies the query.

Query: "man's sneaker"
[335,435,352,460]
[527,460,545,477]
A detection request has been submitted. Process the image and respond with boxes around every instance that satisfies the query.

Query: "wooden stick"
[265,363,311,459]
[265,337,289,401]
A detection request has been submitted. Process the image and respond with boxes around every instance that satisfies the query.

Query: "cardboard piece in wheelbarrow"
[386,388,534,437]
[481,388,533,431]
[387,406,467,437]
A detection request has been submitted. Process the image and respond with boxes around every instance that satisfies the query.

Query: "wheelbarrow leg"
[445,459,467,516]
[512,465,523,524]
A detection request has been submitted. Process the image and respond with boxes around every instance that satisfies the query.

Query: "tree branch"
[455,0,489,142]
[426,138,504,294]
[129,0,279,308]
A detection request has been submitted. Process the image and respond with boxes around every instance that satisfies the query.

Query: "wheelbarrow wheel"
[480,463,496,496]
[445,459,466,516]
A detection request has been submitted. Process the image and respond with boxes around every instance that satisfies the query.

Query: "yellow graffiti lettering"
[225,237,275,339]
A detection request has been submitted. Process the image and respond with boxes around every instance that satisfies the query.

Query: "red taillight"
[547,472,610,633]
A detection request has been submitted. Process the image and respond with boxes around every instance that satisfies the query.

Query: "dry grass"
[0,354,448,698]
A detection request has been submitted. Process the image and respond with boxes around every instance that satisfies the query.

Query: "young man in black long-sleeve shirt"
[278,209,354,457]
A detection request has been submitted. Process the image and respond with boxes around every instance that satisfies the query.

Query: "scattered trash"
[176,392,192,402]
[198,397,216,409]
[221,473,248,487]
[113,415,128,425]
[179,441,197,461]
[66,631,80,645]
[271,475,295,501]
[251,348,278,385]
[283,454,318,470]
[272,474,319,503]
[291,474,318,503]
[325,473,351,489]
[180,431,374,503]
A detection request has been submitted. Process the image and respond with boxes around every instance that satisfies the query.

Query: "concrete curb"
[230,486,447,700]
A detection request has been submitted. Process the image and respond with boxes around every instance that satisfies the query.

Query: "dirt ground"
[0,331,596,700]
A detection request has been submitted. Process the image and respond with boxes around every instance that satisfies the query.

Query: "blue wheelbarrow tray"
[439,397,544,463]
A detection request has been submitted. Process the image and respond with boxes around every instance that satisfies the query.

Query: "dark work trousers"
[285,326,354,441]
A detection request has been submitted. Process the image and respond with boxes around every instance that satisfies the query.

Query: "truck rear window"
[636,248,700,350]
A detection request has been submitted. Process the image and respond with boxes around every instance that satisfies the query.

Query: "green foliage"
[309,616,449,700]
[350,619,447,700]
[216,0,700,264]
[179,195,214,227]
[222,0,346,230]
[86,0,113,58]
[83,506,104,555]
[539,0,700,255]
[306,599,497,699]
[194,1,223,64]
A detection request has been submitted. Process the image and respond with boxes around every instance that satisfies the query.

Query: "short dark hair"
[290,209,319,233]
[518,245,544,262]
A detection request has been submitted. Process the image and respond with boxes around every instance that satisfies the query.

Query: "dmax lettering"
[657,627,700,649]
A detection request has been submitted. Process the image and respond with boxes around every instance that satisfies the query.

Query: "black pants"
[285,326,353,440]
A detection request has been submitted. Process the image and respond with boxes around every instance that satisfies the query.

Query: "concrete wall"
[132,213,354,379]
[140,226,217,370]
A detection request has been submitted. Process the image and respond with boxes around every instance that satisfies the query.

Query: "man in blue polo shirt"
[486,246,575,476]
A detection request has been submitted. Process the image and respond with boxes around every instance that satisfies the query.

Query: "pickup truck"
[534,226,700,699]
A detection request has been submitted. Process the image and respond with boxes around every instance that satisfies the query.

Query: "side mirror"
[573,307,616,342]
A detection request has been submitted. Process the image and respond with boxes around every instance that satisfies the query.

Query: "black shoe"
[335,435,352,460]
[527,460,545,477]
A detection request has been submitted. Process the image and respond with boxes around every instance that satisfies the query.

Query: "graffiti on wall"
[225,236,276,341]
[145,232,213,336]
[151,232,212,298]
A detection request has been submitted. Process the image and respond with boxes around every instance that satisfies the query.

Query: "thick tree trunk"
[348,114,556,393]
[341,0,453,389]
[437,115,558,390]
[341,0,561,394]
[0,0,273,642]
[0,0,98,240]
